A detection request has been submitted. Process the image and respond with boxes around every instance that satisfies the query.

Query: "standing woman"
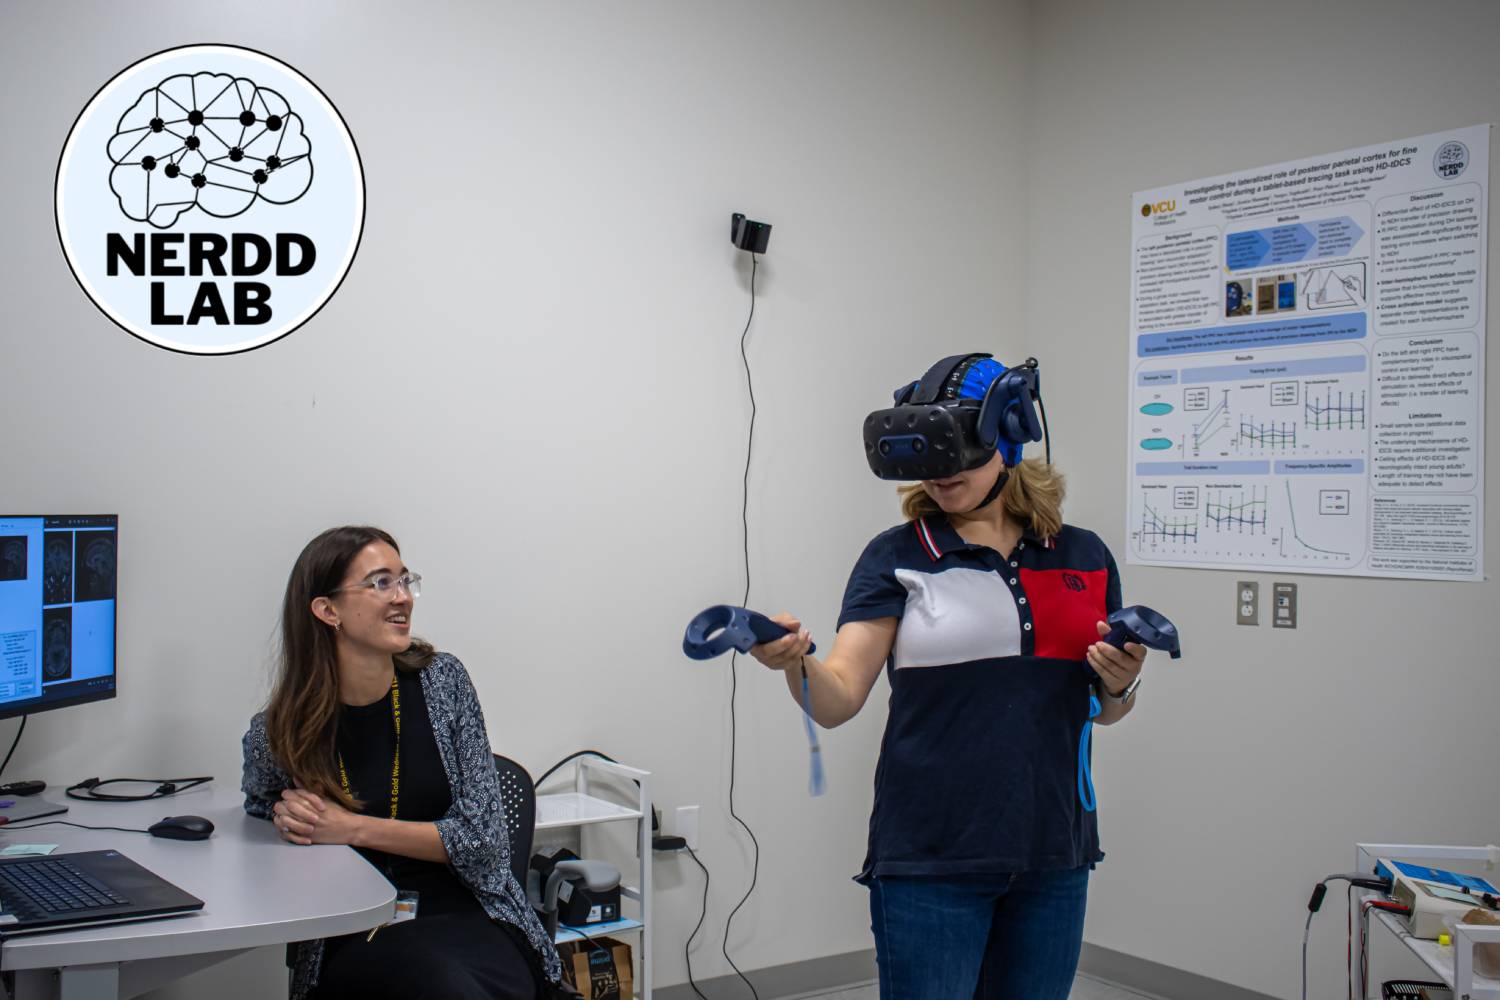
[751,355,1149,999]
[241,525,563,1000]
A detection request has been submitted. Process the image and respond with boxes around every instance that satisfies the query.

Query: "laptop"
[0,850,203,935]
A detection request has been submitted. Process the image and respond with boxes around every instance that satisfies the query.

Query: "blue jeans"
[867,866,1089,999]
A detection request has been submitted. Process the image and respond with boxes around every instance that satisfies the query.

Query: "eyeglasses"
[331,572,422,599]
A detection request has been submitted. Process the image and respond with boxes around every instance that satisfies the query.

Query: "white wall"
[7,3,1494,999]
[1024,1,1499,997]
[1,1,1031,996]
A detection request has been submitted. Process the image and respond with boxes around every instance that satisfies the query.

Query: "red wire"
[1357,900,1411,994]
[1362,901,1371,996]
[1347,885,1354,1000]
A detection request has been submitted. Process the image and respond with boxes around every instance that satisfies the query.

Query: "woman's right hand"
[271,788,324,846]
[748,613,813,672]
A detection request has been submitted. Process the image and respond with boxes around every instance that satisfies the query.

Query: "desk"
[0,786,395,1000]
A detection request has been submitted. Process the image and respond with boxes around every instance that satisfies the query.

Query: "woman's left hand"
[1086,621,1146,696]
[272,788,367,847]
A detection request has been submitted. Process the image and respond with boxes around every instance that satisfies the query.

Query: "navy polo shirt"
[839,517,1122,880]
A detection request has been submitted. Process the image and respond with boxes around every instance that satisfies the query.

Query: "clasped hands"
[271,788,366,846]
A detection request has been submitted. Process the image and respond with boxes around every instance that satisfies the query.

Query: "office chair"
[492,753,535,889]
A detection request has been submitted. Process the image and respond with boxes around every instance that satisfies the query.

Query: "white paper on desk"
[0,844,59,857]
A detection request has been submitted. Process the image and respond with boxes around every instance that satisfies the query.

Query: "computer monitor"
[0,516,118,720]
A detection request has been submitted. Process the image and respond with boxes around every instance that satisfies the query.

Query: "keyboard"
[0,858,131,914]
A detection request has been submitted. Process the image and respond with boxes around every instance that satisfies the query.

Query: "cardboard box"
[559,937,633,1000]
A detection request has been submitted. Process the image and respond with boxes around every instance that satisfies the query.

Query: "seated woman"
[241,525,562,1000]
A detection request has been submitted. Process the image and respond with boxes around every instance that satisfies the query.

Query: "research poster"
[1128,125,1488,580]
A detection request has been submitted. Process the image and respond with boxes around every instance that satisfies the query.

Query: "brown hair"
[897,457,1066,539]
[264,526,434,808]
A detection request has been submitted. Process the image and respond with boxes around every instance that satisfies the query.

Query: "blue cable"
[801,671,826,797]
[1078,692,1101,812]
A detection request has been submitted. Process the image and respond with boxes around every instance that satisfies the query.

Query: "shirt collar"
[915,515,1048,562]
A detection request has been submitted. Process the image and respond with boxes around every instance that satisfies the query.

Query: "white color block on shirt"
[892,567,1022,669]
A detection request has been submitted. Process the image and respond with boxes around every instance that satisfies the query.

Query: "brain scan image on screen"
[43,532,73,604]
[74,531,117,603]
[0,536,25,582]
[43,606,73,682]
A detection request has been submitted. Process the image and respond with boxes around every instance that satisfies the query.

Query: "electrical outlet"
[676,805,700,851]
[1236,580,1259,625]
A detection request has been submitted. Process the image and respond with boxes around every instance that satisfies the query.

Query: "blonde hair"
[897,457,1065,539]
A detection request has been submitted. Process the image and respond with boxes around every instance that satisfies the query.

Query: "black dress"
[310,669,544,1000]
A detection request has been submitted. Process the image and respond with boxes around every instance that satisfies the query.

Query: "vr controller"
[684,605,826,796]
[682,605,817,659]
[863,354,1045,481]
[1100,605,1181,661]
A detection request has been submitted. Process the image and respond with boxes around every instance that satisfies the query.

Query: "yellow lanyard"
[337,672,402,819]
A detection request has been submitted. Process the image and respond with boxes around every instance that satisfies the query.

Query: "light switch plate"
[1236,580,1259,625]
[1272,581,1297,628]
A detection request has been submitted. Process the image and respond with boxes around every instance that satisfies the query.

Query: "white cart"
[537,758,653,997]
[1352,842,1500,1000]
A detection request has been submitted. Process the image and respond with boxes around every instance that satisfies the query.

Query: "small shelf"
[535,792,642,830]
[555,917,644,944]
[1354,844,1500,1000]
[1373,909,1500,999]
[539,757,652,997]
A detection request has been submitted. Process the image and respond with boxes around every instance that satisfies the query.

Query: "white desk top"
[0,785,395,971]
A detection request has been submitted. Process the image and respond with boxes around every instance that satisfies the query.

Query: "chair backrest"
[492,753,535,889]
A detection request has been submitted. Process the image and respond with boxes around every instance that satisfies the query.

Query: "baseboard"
[653,942,1277,1000]
[653,948,877,1000]
[1078,942,1280,1000]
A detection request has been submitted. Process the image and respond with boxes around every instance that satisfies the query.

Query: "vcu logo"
[1140,199,1176,217]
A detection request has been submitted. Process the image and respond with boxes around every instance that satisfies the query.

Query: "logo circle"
[55,44,365,355]
[1433,140,1468,180]
[1141,204,1152,217]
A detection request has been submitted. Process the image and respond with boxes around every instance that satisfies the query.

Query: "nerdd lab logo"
[55,45,365,354]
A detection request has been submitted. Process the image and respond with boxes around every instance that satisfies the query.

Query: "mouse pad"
[0,797,68,825]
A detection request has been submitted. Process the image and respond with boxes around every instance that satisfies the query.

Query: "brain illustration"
[107,72,313,228]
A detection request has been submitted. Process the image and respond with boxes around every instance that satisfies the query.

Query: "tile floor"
[798,973,1159,1000]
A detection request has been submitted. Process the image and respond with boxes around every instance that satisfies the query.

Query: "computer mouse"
[148,815,215,841]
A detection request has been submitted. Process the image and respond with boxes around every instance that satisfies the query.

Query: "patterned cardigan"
[241,652,562,998]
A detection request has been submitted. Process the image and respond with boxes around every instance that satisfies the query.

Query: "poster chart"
[1128,125,1487,580]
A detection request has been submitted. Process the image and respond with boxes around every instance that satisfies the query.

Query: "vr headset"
[863,354,1045,481]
